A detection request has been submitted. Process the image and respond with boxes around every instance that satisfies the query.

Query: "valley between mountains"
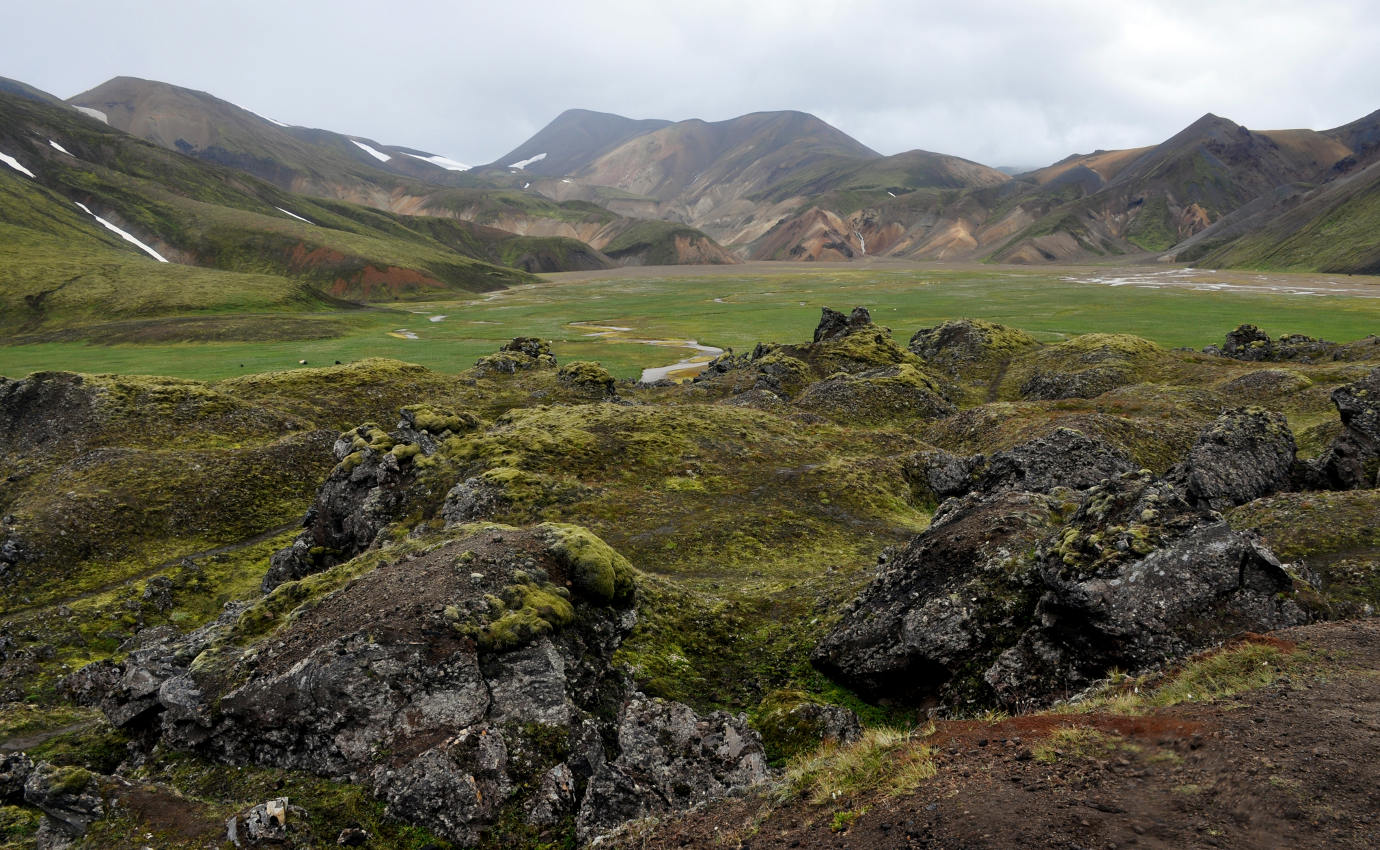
[2,71,1380,850]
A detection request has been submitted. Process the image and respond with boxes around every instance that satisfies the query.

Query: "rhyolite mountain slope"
[69,76,486,191]
[480,107,674,177]
[748,112,1368,263]
[66,76,736,267]
[507,109,1012,249]
[58,75,1380,270]
[0,84,628,340]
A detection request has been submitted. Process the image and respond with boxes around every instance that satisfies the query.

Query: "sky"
[7,0,1379,169]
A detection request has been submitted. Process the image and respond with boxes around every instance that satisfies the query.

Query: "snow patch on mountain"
[74,106,108,124]
[74,202,169,262]
[264,116,291,128]
[508,152,547,170]
[351,140,392,162]
[0,152,35,178]
[49,140,73,156]
[402,152,470,172]
[275,207,313,224]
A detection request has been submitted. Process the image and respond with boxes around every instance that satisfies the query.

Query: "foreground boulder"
[816,423,1308,709]
[1168,407,1297,509]
[1308,367,1380,489]
[77,524,766,846]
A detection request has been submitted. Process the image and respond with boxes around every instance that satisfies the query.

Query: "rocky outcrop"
[793,365,955,423]
[815,421,1307,709]
[79,524,767,847]
[813,306,875,342]
[974,428,1136,495]
[908,319,1040,374]
[1020,364,1130,401]
[1168,407,1297,509]
[1209,324,1341,362]
[575,698,769,842]
[557,360,617,398]
[263,409,476,591]
[0,372,96,457]
[693,308,953,420]
[903,429,1134,504]
[23,761,109,846]
[474,337,557,375]
[985,516,1299,706]
[1309,367,1380,490]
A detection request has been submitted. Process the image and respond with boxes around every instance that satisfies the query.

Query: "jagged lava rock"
[974,427,1136,495]
[1310,366,1380,489]
[813,306,875,342]
[80,524,767,846]
[1167,407,1297,510]
[812,487,1066,704]
[576,697,768,842]
[816,426,1307,708]
[473,336,557,375]
[264,409,475,591]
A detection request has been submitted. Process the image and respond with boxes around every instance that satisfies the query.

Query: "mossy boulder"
[76,525,768,848]
[747,349,815,398]
[1015,333,1168,401]
[539,522,636,605]
[1167,407,1297,510]
[474,337,557,375]
[398,404,479,436]
[263,422,435,591]
[793,364,955,424]
[556,361,616,397]
[908,319,1041,373]
[1219,368,1313,400]
[817,461,1306,709]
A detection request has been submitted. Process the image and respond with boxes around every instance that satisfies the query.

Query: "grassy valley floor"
[2,262,1380,382]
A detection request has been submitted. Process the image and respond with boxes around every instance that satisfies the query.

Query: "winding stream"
[569,322,725,383]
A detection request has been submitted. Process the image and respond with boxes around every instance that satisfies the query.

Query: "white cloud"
[6,0,1378,169]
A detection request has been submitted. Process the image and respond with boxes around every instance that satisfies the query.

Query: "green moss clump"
[813,326,918,370]
[1057,333,1163,360]
[347,423,395,453]
[48,766,94,795]
[461,578,576,652]
[556,360,615,394]
[751,351,815,397]
[0,806,42,845]
[540,522,635,605]
[752,689,848,763]
[400,403,479,435]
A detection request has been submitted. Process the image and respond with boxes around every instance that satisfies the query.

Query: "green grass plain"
[3,264,1379,381]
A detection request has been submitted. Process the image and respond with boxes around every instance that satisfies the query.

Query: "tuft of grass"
[1075,638,1303,714]
[779,726,937,805]
[1032,727,1118,763]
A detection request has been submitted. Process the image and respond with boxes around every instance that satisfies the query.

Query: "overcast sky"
[8,0,1378,168]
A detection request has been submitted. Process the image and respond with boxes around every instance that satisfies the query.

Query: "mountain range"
[1,71,1377,330]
